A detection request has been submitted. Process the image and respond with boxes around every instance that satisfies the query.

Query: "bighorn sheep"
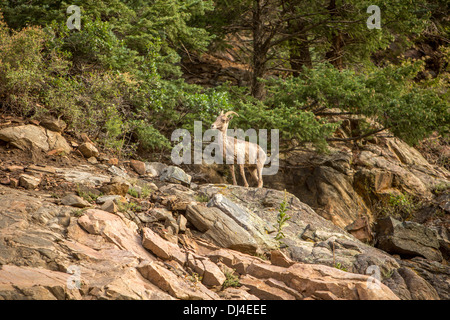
[210,110,266,188]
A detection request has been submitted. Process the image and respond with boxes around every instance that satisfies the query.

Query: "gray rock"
[207,193,278,250]
[177,214,187,233]
[397,266,440,300]
[107,165,129,178]
[160,166,191,186]
[186,204,260,254]
[100,200,118,213]
[78,142,99,158]
[19,174,41,189]
[400,257,450,300]
[375,216,443,261]
[145,162,167,177]
[382,269,412,300]
[435,193,450,213]
[164,217,179,235]
[136,212,155,223]
[0,125,71,153]
[150,207,173,221]
[196,184,402,280]
[39,119,67,133]
[96,195,124,205]
[61,194,90,208]
[57,168,110,187]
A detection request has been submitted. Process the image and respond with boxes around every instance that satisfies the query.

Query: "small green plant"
[222,269,241,289]
[382,269,395,279]
[127,184,154,199]
[432,182,450,195]
[184,272,203,290]
[195,194,209,203]
[141,185,153,198]
[72,208,86,217]
[118,201,143,213]
[376,192,420,221]
[254,252,269,260]
[334,262,348,272]
[274,190,291,245]
[127,188,140,198]
[76,184,101,203]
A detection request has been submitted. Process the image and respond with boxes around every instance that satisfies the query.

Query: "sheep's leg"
[257,164,264,188]
[230,164,237,185]
[249,167,258,186]
[239,165,249,187]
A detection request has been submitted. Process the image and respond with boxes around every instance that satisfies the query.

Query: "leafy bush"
[0,17,49,116]
[265,62,449,146]
[375,192,420,221]
[0,1,448,161]
[222,269,241,289]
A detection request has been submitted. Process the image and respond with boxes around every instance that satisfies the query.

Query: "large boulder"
[19,174,41,189]
[0,125,71,153]
[160,166,191,186]
[99,176,130,196]
[375,216,443,261]
[206,193,278,250]
[61,194,91,208]
[186,204,261,254]
[78,142,99,158]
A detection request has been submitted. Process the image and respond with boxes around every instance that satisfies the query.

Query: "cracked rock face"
[0,128,448,300]
[375,216,443,262]
[0,183,403,300]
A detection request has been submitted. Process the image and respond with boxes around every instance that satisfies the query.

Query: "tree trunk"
[326,31,344,69]
[251,53,266,99]
[251,0,267,100]
[287,20,312,76]
[325,0,344,69]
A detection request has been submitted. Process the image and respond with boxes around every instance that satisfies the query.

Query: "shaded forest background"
[0,0,448,163]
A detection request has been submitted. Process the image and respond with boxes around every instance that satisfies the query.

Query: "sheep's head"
[211,111,239,131]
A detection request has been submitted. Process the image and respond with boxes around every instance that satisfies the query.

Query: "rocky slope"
[0,116,448,300]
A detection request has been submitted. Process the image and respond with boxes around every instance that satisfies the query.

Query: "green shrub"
[222,269,241,289]
[376,192,420,221]
[274,190,292,246]
[0,18,48,116]
[265,62,449,146]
